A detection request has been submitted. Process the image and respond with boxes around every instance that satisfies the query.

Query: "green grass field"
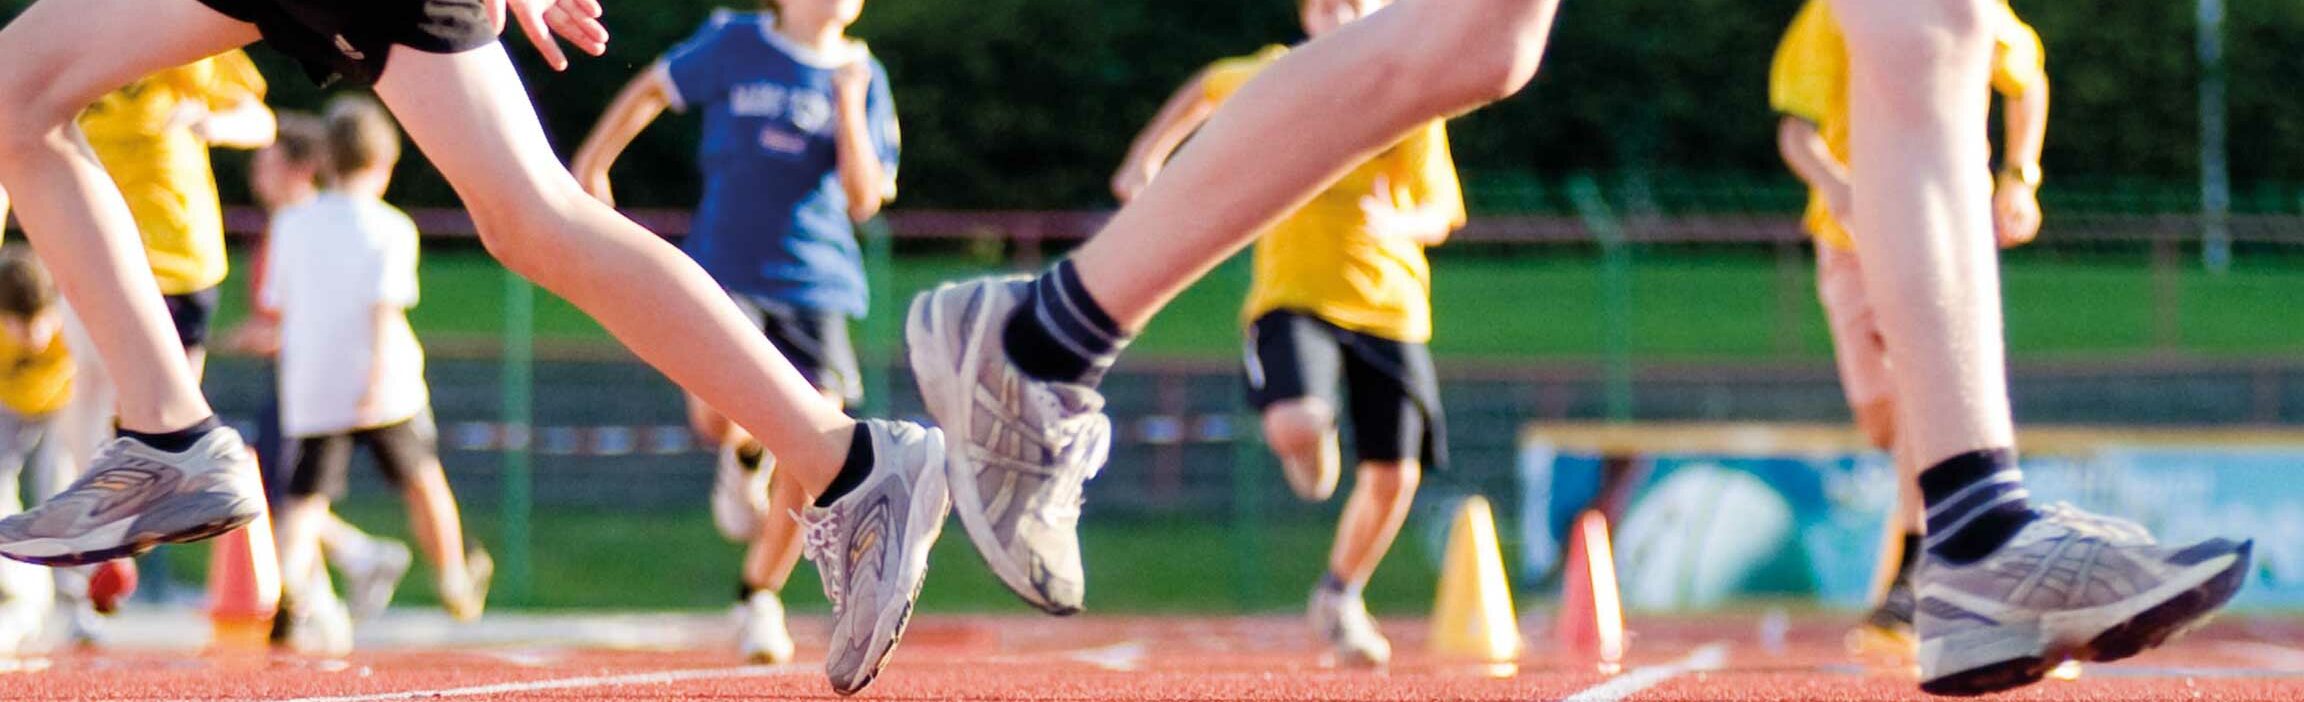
[209,246,2304,362]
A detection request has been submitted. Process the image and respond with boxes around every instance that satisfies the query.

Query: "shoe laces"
[2037,501,2155,544]
[797,507,848,609]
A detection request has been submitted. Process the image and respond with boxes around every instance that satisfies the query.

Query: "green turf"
[157,503,1457,614]
[208,246,2304,362]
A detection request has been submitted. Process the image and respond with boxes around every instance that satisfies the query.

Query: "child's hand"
[1359,175,1413,240]
[1994,178,2042,249]
[501,0,608,71]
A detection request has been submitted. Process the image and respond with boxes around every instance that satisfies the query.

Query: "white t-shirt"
[263,192,429,437]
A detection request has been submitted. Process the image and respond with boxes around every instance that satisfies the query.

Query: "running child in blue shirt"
[572,0,897,665]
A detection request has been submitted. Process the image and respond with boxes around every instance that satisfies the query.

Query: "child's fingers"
[547,2,610,55]
[518,12,569,71]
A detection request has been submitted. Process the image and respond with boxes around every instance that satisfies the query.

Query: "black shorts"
[196,0,496,86]
[164,287,220,351]
[1244,310,1447,469]
[732,293,862,404]
[286,410,440,501]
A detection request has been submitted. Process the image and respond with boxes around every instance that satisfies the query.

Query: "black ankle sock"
[1919,448,2036,565]
[118,415,223,453]
[812,425,875,508]
[1001,259,1129,385]
[1892,532,1923,581]
[737,580,771,602]
[735,441,766,471]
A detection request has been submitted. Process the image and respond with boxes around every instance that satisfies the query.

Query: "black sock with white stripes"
[1001,259,1131,385]
[1919,448,2037,565]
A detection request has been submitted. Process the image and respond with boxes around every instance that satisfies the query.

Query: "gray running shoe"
[1308,586,1391,667]
[342,539,412,621]
[1916,502,2251,696]
[799,419,950,696]
[0,430,263,566]
[906,276,1111,615]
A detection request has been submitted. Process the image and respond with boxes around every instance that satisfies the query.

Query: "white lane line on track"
[1559,642,1732,702]
[281,663,804,702]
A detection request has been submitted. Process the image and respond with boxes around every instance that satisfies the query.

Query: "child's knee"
[465,184,592,272]
[1262,399,1333,456]
[1355,460,1422,498]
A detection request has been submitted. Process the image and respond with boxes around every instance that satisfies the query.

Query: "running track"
[3,612,2301,700]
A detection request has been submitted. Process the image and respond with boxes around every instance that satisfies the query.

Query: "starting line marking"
[1560,642,1731,702]
[281,663,804,702]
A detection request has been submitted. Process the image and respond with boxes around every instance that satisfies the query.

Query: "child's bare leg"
[368,46,854,488]
[741,388,838,592]
[743,468,810,592]
[1324,462,1420,587]
[399,461,466,581]
[273,496,332,599]
[1069,0,1559,328]
[0,0,253,432]
[1831,0,2010,466]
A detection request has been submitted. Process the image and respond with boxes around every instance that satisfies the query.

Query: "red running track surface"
[1,613,2301,700]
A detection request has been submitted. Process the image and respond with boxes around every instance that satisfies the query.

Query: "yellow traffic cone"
[1430,495,1522,664]
[1555,509,1626,671]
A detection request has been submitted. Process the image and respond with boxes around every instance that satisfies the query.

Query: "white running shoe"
[341,539,412,621]
[278,590,355,658]
[1308,586,1391,667]
[440,545,494,622]
[906,277,1111,615]
[799,419,950,696]
[1915,503,2250,696]
[711,442,772,543]
[0,557,52,657]
[0,430,264,566]
[738,589,796,664]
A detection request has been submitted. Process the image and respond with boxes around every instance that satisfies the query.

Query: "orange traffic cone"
[1555,509,1626,672]
[205,517,281,653]
[1430,496,1522,667]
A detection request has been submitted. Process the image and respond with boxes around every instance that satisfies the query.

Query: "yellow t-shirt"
[1213,46,1467,343]
[78,50,268,294]
[0,325,72,418]
[1768,1,2045,251]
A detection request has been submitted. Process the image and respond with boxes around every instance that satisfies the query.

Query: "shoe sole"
[1918,542,2252,696]
[905,284,1077,617]
[1,494,262,567]
[827,427,953,696]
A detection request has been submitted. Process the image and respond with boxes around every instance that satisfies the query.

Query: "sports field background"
[206,244,2304,363]
[144,210,2301,616]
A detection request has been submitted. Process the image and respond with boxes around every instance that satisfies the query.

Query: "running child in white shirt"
[263,97,490,637]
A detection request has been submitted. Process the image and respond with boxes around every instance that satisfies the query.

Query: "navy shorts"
[196,0,496,86]
[732,293,862,405]
[1244,310,1447,470]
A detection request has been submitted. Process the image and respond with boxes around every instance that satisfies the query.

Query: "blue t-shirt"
[662,10,899,318]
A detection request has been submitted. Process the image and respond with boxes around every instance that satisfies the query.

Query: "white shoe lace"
[2037,501,2155,545]
[797,508,848,608]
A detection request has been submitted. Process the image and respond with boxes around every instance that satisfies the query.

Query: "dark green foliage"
[3,0,2302,209]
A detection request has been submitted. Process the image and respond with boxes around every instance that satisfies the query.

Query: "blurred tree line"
[4,0,2302,211]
